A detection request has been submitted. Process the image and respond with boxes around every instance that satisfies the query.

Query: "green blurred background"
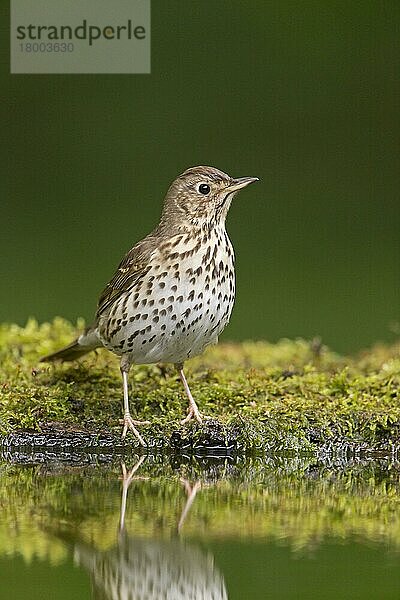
[2,1,399,353]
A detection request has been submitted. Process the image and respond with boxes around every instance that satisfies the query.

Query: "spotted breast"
[98,225,235,365]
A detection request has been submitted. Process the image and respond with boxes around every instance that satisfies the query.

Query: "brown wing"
[95,237,157,319]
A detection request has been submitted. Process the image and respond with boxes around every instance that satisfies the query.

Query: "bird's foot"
[181,404,211,425]
[120,413,151,446]
[120,457,149,484]
[118,458,149,533]
[177,478,202,532]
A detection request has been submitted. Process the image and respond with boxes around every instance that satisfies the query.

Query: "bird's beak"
[226,176,259,192]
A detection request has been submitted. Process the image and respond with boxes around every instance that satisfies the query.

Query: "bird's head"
[160,165,258,230]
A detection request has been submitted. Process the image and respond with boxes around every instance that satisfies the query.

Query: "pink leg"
[120,367,150,445]
[176,364,203,424]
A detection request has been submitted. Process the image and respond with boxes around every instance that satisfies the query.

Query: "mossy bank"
[1,318,400,453]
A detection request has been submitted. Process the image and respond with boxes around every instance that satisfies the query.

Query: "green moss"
[1,318,400,451]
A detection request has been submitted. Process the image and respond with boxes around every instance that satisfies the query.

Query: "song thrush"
[41,166,258,445]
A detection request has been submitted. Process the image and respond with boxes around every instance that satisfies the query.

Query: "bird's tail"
[40,326,102,363]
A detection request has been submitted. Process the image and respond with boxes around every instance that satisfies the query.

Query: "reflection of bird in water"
[75,532,227,600]
[72,457,228,600]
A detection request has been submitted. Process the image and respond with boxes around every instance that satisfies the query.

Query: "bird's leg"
[119,456,148,533]
[177,479,202,533]
[176,363,203,424]
[120,360,150,445]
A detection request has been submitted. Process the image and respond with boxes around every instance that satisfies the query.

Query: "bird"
[41,166,259,445]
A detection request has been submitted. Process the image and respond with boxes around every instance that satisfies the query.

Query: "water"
[1,453,400,599]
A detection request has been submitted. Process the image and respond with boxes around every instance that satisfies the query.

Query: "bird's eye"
[198,183,210,195]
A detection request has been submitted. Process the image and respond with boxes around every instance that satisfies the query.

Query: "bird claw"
[181,406,210,425]
[119,457,149,483]
[120,414,150,446]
